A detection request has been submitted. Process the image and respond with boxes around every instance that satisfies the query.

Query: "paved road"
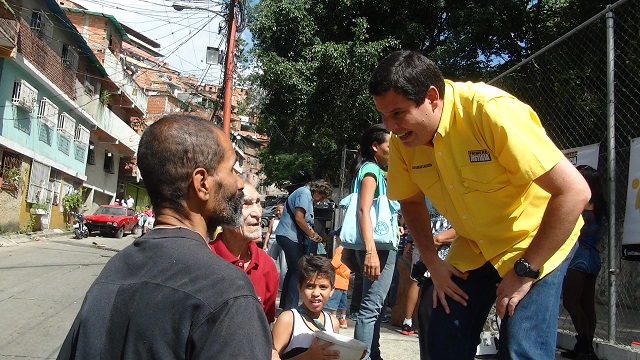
[0,237,116,359]
[1,233,575,359]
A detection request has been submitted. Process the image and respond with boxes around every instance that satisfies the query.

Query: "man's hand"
[311,233,324,243]
[429,257,469,314]
[495,270,534,319]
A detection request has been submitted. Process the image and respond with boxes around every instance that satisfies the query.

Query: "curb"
[557,330,640,360]
[0,230,74,247]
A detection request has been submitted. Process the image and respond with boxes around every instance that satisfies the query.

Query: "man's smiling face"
[374,88,441,147]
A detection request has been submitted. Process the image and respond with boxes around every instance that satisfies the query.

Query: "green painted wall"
[0,59,89,176]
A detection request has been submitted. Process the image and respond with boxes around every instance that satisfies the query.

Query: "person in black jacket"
[57,115,273,359]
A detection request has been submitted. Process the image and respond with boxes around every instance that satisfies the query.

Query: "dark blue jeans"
[276,235,302,310]
[426,248,574,360]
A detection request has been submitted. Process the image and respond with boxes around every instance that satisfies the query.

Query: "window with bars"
[74,124,90,146]
[30,9,53,41]
[1,152,21,180]
[62,44,79,72]
[12,79,38,113]
[37,97,58,128]
[57,112,75,138]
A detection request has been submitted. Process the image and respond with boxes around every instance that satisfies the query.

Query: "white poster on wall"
[622,137,640,261]
[561,143,600,169]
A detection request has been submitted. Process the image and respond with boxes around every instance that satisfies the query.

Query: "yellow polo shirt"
[387,80,582,278]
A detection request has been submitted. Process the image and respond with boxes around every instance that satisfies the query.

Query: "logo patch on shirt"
[411,163,433,170]
[468,150,492,163]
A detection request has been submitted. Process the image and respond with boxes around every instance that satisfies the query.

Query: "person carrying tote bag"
[344,124,399,360]
[339,164,399,251]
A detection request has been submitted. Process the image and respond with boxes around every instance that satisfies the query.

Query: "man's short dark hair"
[298,255,335,288]
[369,50,445,106]
[137,115,224,217]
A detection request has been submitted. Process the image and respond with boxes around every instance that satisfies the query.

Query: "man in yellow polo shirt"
[369,50,591,360]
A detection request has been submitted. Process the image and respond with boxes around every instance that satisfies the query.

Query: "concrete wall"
[83,139,120,205]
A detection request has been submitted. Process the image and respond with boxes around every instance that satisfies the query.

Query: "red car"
[84,205,139,238]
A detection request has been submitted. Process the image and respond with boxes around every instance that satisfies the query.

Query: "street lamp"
[172,1,224,15]
[172,0,237,136]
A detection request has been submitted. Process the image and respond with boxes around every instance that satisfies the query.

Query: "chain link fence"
[489,0,640,346]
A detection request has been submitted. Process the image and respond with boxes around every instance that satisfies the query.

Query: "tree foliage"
[248,0,613,187]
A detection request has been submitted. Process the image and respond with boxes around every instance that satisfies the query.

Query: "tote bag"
[339,163,400,250]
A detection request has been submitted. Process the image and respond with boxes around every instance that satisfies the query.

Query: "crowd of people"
[56,50,606,360]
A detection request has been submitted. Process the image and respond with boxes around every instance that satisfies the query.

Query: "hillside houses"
[0,0,266,232]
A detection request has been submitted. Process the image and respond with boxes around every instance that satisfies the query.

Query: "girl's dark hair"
[298,255,335,288]
[577,165,607,224]
[350,123,390,175]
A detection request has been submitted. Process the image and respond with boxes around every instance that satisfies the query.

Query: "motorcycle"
[71,211,89,239]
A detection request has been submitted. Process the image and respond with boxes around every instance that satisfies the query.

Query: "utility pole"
[221,0,237,136]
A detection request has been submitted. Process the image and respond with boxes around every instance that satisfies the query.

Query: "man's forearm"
[524,159,591,272]
[523,193,586,271]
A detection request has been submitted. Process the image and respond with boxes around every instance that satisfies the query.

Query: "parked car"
[260,196,287,229]
[84,205,139,238]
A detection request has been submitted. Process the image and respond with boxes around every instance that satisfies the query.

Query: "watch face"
[514,259,528,276]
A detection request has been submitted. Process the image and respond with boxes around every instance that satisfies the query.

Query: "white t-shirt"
[126,197,135,209]
[144,216,155,229]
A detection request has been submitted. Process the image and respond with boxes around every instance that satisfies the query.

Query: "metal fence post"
[605,7,617,344]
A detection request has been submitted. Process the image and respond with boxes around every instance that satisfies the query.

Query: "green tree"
[248,0,614,187]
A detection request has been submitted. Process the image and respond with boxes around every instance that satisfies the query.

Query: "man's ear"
[192,168,211,201]
[425,86,440,106]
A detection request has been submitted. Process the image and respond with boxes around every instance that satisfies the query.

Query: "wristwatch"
[514,258,540,279]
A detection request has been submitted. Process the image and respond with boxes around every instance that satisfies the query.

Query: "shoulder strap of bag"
[285,198,295,219]
[353,162,387,197]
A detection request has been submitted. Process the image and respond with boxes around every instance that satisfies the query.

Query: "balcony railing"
[95,105,140,154]
[0,17,18,55]
[103,49,147,114]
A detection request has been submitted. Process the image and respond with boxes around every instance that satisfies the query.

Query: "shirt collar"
[210,236,260,272]
[436,80,455,139]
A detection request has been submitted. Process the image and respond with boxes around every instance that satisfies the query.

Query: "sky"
[73,0,252,85]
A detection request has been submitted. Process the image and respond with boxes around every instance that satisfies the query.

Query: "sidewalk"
[0,229,136,251]
[0,229,71,247]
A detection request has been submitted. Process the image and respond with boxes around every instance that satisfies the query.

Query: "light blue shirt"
[275,186,315,243]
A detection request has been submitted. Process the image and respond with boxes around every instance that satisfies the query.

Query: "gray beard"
[207,191,243,231]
